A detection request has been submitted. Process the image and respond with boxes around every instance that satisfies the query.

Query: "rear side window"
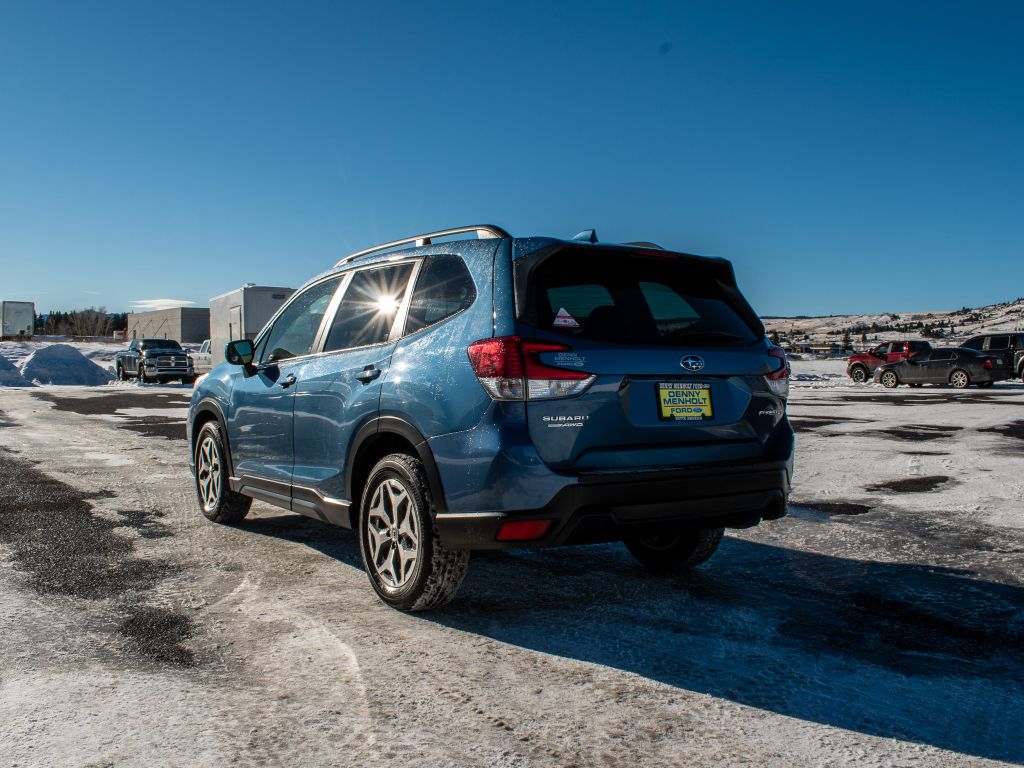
[521,250,758,346]
[909,341,930,353]
[988,335,1010,350]
[405,256,476,334]
[324,263,414,352]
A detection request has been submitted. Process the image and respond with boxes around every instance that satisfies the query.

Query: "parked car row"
[847,333,1024,388]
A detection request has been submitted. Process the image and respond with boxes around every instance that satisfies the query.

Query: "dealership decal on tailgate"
[658,382,713,421]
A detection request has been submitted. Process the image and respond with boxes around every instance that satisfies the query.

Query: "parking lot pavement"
[1,383,1023,767]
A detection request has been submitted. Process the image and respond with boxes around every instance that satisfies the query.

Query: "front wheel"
[625,527,724,573]
[950,369,971,389]
[194,421,251,523]
[849,365,869,384]
[359,454,469,611]
[880,370,899,388]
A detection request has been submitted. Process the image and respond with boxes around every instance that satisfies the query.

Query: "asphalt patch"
[119,607,195,666]
[34,391,188,441]
[788,417,848,433]
[867,475,950,493]
[804,502,872,516]
[118,509,173,539]
[980,420,1024,442]
[873,425,963,442]
[0,446,168,598]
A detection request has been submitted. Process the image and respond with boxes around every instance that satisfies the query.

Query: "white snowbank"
[20,344,115,386]
[0,355,32,387]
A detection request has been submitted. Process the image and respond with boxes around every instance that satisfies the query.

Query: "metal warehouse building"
[126,307,210,343]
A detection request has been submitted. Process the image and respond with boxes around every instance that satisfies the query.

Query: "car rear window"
[520,250,758,346]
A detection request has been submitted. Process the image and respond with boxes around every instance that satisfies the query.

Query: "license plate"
[658,382,713,421]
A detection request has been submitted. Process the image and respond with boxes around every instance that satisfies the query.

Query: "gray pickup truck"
[116,338,195,384]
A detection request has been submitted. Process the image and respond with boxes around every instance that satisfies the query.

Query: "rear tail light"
[982,358,994,370]
[467,336,597,401]
[765,346,790,398]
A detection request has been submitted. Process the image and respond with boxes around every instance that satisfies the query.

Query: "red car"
[847,340,931,383]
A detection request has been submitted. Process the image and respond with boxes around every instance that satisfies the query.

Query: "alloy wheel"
[851,366,867,383]
[196,435,222,511]
[366,478,420,590]
[950,370,969,388]
[881,371,898,388]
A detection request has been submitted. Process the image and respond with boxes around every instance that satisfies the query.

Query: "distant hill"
[762,298,1024,347]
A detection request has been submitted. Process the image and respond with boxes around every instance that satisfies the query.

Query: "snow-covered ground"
[0,376,1022,766]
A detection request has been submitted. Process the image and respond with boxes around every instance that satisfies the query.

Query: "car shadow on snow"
[242,516,1024,763]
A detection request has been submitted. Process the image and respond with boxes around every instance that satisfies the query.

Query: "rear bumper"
[435,459,792,550]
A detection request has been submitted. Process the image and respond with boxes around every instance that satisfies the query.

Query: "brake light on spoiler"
[467,336,597,401]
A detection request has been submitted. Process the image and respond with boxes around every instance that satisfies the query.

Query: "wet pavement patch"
[806,502,872,516]
[874,425,963,442]
[980,420,1024,442]
[119,607,195,666]
[34,390,191,416]
[868,475,950,493]
[788,417,849,433]
[34,391,188,440]
[0,447,168,598]
[118,509,173,539]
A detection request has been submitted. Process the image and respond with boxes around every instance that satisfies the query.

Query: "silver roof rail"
[334,225,511,267]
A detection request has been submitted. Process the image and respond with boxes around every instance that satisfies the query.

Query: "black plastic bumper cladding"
[435,459,791,550]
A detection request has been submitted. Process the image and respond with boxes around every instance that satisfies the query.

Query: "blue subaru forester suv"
[188,225,793,611]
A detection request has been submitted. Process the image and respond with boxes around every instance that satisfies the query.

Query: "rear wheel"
[194,421,251,523]
[358,453,469,611]
[977,380,994,388]
[880,370,899,388]
[625,527,724,573]
[849,365,869,383]
[909,383,924,388]
[950,369,971,389]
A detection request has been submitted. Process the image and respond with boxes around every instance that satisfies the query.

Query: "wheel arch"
[191,399,234,476]
[346,416,447,528]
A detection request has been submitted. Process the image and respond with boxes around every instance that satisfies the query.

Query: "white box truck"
[1,301,35,339]
[209,285,293,365]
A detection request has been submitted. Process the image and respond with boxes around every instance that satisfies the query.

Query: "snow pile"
[0,355,32,387]
[20,344,115,386]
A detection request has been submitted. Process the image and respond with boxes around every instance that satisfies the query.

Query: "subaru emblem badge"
[680,355,705,372]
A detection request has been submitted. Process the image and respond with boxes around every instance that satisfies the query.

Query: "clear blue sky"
[1,1,1021,317]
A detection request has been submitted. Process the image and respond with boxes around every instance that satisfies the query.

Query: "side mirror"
[225,339,255,366]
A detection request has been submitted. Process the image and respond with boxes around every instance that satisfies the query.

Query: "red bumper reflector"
[496,519,552,542]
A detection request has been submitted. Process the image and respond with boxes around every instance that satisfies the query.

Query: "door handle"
[279,373,297,388]
[355,365,381,383]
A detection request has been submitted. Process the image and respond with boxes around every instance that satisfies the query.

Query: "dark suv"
[962,333,1024,381]
[187,226,794,611]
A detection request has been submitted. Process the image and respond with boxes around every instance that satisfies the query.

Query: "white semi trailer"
[209,285,293,366]
[1,301,35,339]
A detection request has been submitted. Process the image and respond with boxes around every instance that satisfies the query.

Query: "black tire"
[358,453,469,611]
[909,383,924,388]
[949,369,971,389]
[880,370,899,388]
[625,527,724,573]
[193,421,251,524]
[978,380,994,388]
[849,365,869,384]
[181,376,196,386]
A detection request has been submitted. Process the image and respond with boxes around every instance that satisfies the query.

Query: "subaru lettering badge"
[680,355,705,372]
